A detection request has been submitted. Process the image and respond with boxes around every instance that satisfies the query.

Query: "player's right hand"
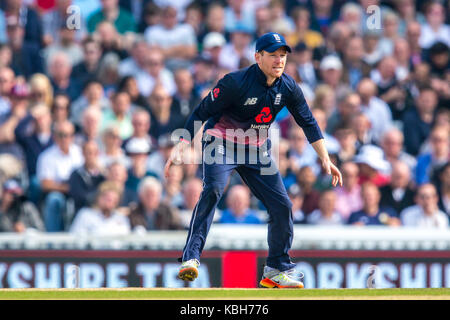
[164,140,190,179]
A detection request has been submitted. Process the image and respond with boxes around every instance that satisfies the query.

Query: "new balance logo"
[244,97,258,106]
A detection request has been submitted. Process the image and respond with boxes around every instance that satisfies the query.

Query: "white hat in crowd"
[320,55,343,71]
[354,145,391,173]
[203,32,226,49]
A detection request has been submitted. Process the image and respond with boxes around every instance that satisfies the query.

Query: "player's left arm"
[287,83,343,187]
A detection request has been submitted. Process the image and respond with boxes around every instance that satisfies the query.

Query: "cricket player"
[164,32,343,288]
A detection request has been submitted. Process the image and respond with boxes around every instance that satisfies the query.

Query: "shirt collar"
[254,64,281,88]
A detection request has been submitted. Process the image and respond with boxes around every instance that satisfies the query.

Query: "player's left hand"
[322,158,343,187]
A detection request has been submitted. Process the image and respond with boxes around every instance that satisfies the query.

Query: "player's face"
[256,47,287,82]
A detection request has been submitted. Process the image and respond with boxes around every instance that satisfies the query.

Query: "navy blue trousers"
[181,135,295,271]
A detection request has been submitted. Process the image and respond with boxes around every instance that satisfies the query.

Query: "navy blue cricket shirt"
[183,63,323,146]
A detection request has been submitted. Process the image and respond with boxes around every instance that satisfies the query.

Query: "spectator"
[0,179,45,232]
[372,56,407,121]
[73,107,102,147]
[287,183,305,224]
[0,67,14,116]
[4,0,43,48]
[437,162,450,216]
[354,144,391,187]
[342,36,371,90]
[98,126,128,169]
[14,103,54,190]
[6,15,44,78]
[68,140,106,215]
[402,86,439,156]
[28,73,54,110]
[287,126,318,174]
[393,38,412,83]
[42,22,84,69]
[87,0,136,34]
[122,108,154,153]
[47,51,82,101]
[198,2,226,45]
[42,0,87,45]
[362,30,384,67]
[395,0,426,36]
[100,91,133,140]
[334,125,358,163]
[291,42,319,91]
[380,160,416,216]
[118,39,148,78]
[308,0,340,37]
[147,84,185,141]
[218,25,255,71]
[93,21,128,59]
[348,182,400,226]
[418,1,450,49]
[124,136,156,193]
[105,160,136,207]
[416,125,450,185]
[377,10,401,57]
[0,44,12,69]
[202,32,226,68]
[69,180,131,235]
[162,163,184,207]
[351,113,374,151]
[297,165,320,216]
[253,6,271,39]
[319,55,351,101]
[70,79,110,129]
[144,5,197,70]
[218,185,262,224]
[36,120,83,231]
[287,6,324,49]
[137,1,161,33]
[380,128,417,172]
[0,82,29,160]
[135,46,176,97]
[339,2,363,36]
[71,37,103,87]
[172,68,201,122]
[178,177,203,228]
[50,93,71,128]
[117,75,149,110]
[307,189,343,225]
[334,161,363,221]
[129,176,183,231]
[327,91,361,135]
[96,52,121,95]
[406,21,423,67]
[277,138,297,189]
[224,0,255,34]
[357,78,394,144]
[400,183,449,228]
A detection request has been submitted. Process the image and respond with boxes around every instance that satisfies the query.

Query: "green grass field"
[0,288,449,300]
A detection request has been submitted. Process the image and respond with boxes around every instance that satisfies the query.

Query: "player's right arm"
[164,74,235,178]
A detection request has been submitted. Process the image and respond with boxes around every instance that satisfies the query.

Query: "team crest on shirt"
[274,93,282,105]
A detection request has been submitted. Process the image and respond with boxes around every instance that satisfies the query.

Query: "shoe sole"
[178,267,198,281]
[259,278,304,289]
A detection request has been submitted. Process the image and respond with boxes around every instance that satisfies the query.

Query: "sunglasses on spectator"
[57,132,73,138]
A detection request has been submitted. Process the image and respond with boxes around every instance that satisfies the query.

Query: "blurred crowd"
[0,0,449,235]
